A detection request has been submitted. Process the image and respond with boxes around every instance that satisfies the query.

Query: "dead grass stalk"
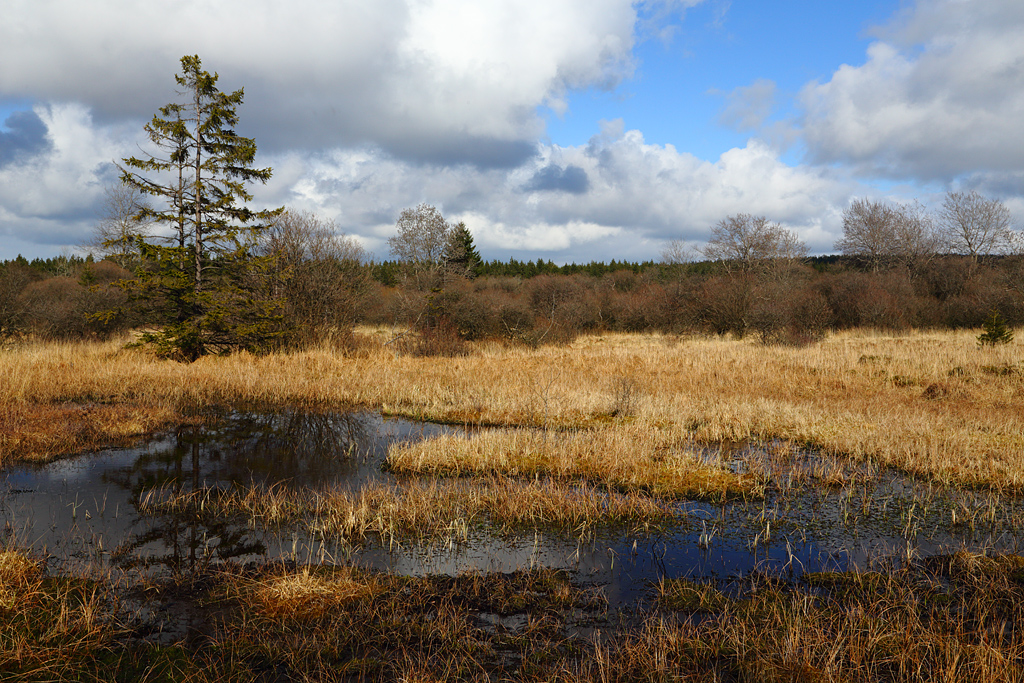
[2,329,1022,487]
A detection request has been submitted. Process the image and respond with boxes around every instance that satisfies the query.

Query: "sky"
[2,0,1023,264]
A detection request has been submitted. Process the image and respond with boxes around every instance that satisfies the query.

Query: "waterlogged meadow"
[2,329,1024,681]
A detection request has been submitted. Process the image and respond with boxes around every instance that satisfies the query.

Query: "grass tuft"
[386,425,761,500]
[254,567,381,620]
[139,475,679,544]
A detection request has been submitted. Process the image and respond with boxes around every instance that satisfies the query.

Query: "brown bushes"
[380,256,1022,350]
[0,262,36,338]
[6,253,1022,348]
[15,262,132,340]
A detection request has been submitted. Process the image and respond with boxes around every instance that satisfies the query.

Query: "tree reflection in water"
[102,410,371,572]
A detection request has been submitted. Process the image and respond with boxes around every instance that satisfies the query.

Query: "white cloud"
[800,0,1024,186]
[0,99,857,261]
[0,104,141,257]
[255,126,855,261]
[0,104,129,216]
[14,0,996,261]
[1,0,651,165]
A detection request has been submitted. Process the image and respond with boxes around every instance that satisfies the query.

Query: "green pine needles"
[119,55,285,360]
[978,308,1014,346]
[447,221,482,277]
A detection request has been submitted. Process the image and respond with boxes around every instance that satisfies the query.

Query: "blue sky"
[1,0,1023,263]
[544,0,898,158]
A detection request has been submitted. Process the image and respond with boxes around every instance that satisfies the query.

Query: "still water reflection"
[3,411,1023,609]
[0,412,450,574]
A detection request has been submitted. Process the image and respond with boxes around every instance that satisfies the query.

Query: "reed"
[0,549,39,611]
[138,475,679,544]
[0,548,137,681]
[0,402,180,465]
[569,555,1024,683]
[213,564,595,681]
[252,566,383,620]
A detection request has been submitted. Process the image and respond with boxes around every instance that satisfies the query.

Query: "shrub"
[17,277,87,339]
[411,315,470,357]
[496,300,535,343]
[427,281,499,341]
[525,274,601,339]
[821,270,914,330]
[698,275,753,336]
[0,263,36,338]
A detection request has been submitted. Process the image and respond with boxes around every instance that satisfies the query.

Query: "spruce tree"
[978,308,1014,346]
[119,55,284,359]
[444,221,482,278]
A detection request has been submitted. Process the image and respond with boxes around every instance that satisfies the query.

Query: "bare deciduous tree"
[265,210,365,266]
[938,190,1020,261]
[701,214,807,273]
[262,209,369,341]
[86,182,154,268]
[835,198,938,271]
[660,239,695,266]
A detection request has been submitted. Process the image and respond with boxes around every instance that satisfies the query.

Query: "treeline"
[3,245,1021,350]
[1,253,98,278]
[0,256,133,340]
[373,258,657,284]
[371,255,847,285]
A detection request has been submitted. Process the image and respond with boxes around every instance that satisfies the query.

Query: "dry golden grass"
[584,555,1024,683]
[0,549,40,611]
[139,475,678,543]
[0,548,121,681]
[0,402,180,465]
[2,328,1022,487]
[253,567,382,620]
[217,551,1024,683]
[0,549,38,585]
[386,425,759,500]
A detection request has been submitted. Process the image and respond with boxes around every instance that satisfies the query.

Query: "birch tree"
[938,190,1020,261]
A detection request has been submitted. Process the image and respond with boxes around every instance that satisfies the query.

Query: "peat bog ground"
[1,329,1024,681]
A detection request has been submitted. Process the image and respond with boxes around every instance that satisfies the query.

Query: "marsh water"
[3,410,1024,611]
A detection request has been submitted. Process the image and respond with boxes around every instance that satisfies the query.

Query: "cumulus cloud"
[13,0,987,262]
[0,110,51,165]
[0,103,140,257]
[0,97,856,262]
[800,0,1024,186]
[0,0,650,166]
[260,124,855,262]
[522,164,591,194]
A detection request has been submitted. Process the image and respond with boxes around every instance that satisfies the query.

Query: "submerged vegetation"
[137,475,678,544]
